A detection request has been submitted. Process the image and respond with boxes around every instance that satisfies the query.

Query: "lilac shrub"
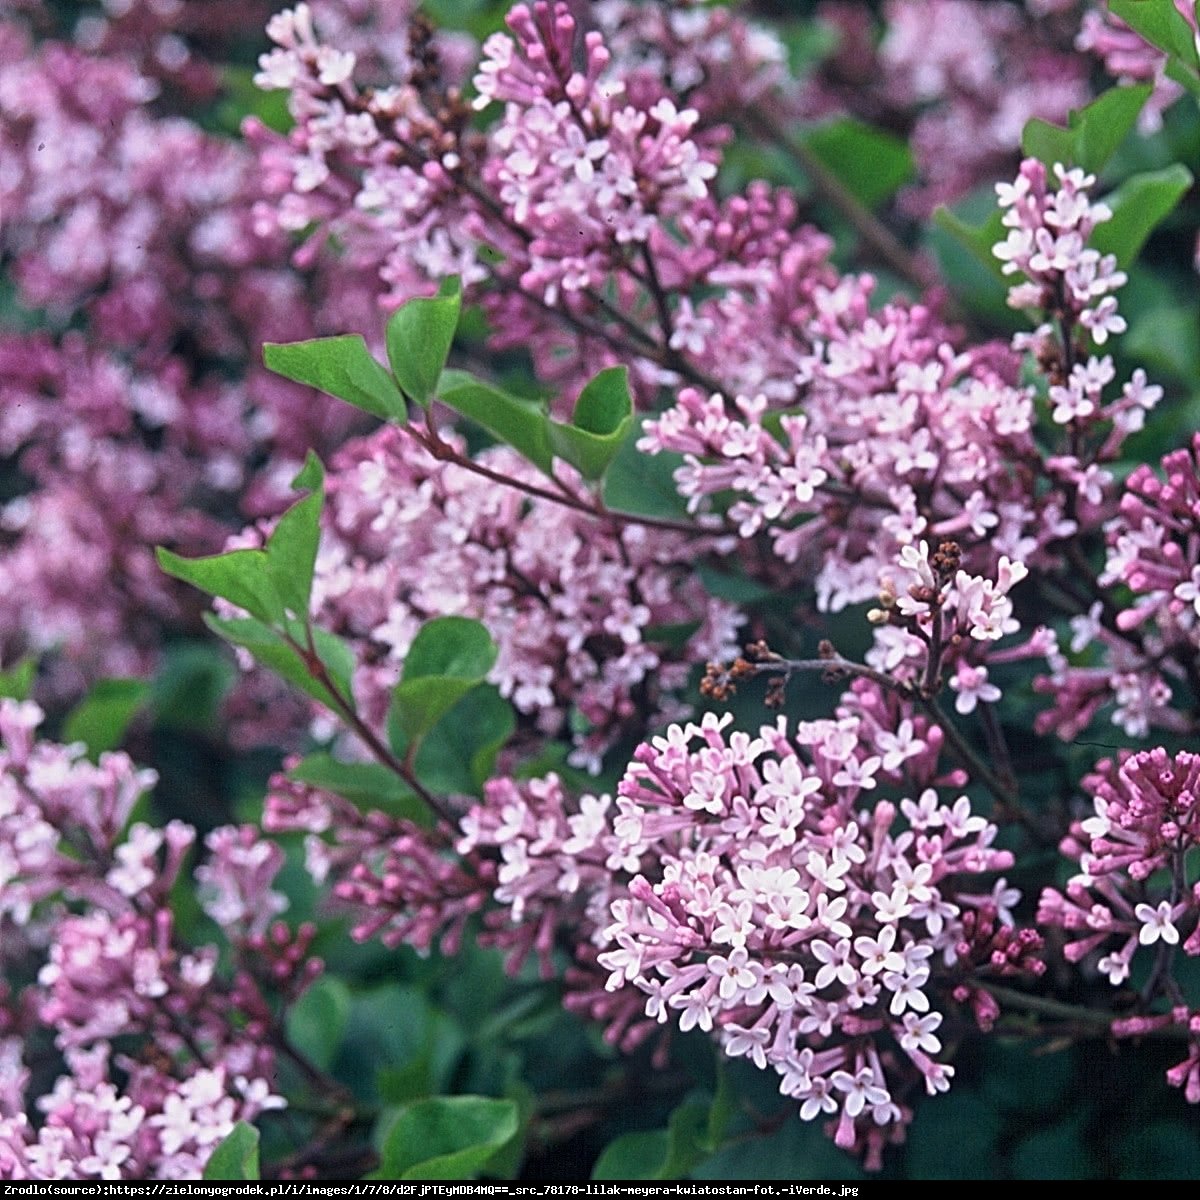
[4,0,1200,1182]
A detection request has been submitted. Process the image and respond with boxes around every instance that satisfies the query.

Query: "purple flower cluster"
[0,4,382,696]
[247,424,740,769]
[251,1,832,403]
[1039,435,1200,740]
[279,670,1044,1165]
[1039,749,1200,1101]
[0,701,317,1179]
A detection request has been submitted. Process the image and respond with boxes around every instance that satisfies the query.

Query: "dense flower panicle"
[993,158,1127,342]
[592,700,1039,1158]
[1106,434,1200,648]
[639,290,1056,610]
[1035,430,1194,743]
[0,1042,283,1180]
[270,674,1045,1164]
[1039,749,1200,1100]
[0,699,159,925]
[983,157,1185,745]
[300,425,741,770]
[252,1,829,403]
[464,684,1038,1153]
[0,701,312,1179]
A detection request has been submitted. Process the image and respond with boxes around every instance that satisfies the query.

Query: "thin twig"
[407,422,722,537]
[284,625,455,825]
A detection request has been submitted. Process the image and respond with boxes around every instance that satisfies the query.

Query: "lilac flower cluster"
[993,159,1127,345]
[454,686,1042,1164]
[637,297,1052,613]
[251,1,820,403]
[0,700,317,1179]
[1039,749,1200,1101]
[280,425,740,770]
[0,4,380,697]
[596,701,1041,1164]
[1037,434,1200,741]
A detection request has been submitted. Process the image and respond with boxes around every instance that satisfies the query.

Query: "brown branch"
[407,422,722,537]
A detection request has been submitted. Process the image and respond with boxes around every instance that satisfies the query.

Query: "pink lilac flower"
[1037,435,1200,741]
[265,424,741,771]
[593,695,1042,1163]
[251,1,844,406]
[1039,749,1200,1105]
[0,700,319,1178]
[0,1042,283,1180]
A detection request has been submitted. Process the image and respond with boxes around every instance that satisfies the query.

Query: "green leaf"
[158,547,283,626]
[801,117,914,208]
[1124,301,1200,384]
[1110,0,1200,74]
[592,1099,720,1180]
[202,1122,260,1180]
[1165,52,1200,100]
[263,335,405,421]
[265,452,325,618]
[932,204,1008,282]
[411,685,515,795]
[389,618,498,748]
[592,1099,714,1181]
[926,187,1017,324]
[1091,163,1194,266]
[0,656,36,702]
[286,977,351,1072]
[1073,84,1154,173]
[151,643,236,733]
[63,678,150,756]
[602,419,691,519]
[403,615,497,681]
[547,366,635,480]
[1021,118,1076,171]
[702,1062,734,1154]
[386,278,462,408]
[288,753,432,824]
[436,374,554,473]
[204,615,340,709]
[372,1096,519,1181]
[592,1131,671,1180]
[1021,84,1153,173]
